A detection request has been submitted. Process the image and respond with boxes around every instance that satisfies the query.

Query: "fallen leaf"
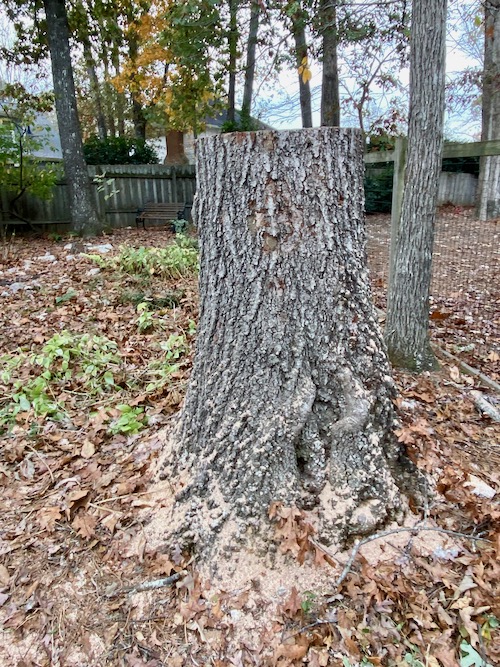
[72,512,97,539]
[0,564,10,586]
[80,440,96,459]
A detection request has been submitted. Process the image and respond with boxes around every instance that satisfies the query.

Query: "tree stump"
[158,128,412,560]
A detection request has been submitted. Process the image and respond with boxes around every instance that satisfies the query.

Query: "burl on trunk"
[158,128,414,559]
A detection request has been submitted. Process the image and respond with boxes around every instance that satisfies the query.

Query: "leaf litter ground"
[0,215,498,667]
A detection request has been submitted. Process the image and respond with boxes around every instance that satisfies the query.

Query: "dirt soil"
[0,219,499,667]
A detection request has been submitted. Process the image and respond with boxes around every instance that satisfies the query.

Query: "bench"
[135,202,187,230]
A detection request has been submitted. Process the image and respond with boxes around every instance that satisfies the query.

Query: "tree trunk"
[165,130,188,165]
[241,0,259,118]
[227,0,239,125]
[43,0,102,236]
[319,0,340,127]
[385,0,447,371]
[158,128,413,561]
[292,8,313,128]
[128,34,147,140]
[82,39,107,140]
[476,0,500,221]
[132,98,147,140]
[111,48,126,136]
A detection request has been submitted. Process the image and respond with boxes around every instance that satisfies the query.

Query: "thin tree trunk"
[82,39,107,140]
[128,35,147,140]
[319,0,340,126]
[385,0,447,371]
[241,0,260,118]
[156,128,414,561]
[102,56,116,137]
[476,0,500,221]
[111,49,126,136]
[132,98,147,140]
[43,0,102,236]
[292,9,313,128]
[227,0,238,124]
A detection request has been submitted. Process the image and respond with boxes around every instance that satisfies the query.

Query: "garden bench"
[135,202,187,230]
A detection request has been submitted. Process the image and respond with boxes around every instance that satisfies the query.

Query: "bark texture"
[476,0,500,221]
[385,0,447,371]
[160,128,412,559]
[44,0,102,236]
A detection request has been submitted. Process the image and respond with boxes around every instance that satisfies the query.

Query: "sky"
[262,1,483,142]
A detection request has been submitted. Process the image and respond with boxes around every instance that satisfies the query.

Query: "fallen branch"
[432,346,500,394]
[470,390,500,423]
[327,525,491,590]
[106,570,186,597]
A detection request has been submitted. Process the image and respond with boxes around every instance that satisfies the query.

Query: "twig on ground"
[282,619,333,641]
[106,571,186,597]
[470,390,500,422]
[25,444,55,484]
[433,346,500,394]
[94,485,173,505]
[323,525,491,590]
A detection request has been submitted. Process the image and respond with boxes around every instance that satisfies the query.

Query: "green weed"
[143,333,192,393]
[86,237,198,280]
[108,404,146,435]
[0,331,121,431]
[136,302,156,333]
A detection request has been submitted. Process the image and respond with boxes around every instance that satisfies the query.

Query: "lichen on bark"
[158,128,414,559]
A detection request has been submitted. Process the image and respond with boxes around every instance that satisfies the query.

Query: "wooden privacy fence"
[1,143,492,229]
[0,164,196,228]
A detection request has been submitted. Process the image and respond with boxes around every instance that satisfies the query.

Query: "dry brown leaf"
[72,512,97,539]
[37,506,62,532]
[0,563,10,586]
[274,640,308,660]
[80,439,96,459]
[100,512,120,534]
[281,586,302,618]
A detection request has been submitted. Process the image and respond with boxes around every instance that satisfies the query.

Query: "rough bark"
[476,0,500,221]
[292,8,313,128]
[385,0,447,371]
[241,0,260,117]
[319,0,340,127]
[43,0,102,236]
[159,128,413,561]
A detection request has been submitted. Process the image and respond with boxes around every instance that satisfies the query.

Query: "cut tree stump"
[156,128,416,561]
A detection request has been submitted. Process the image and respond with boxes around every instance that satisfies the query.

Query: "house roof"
[204,108,273,131]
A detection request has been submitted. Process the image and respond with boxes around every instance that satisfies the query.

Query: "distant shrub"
[441,155,480,175]
[364,163,394,214]
[83,136,159,165]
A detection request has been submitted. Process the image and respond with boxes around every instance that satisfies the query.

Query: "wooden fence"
[2,140,498,229]
[0,164,196,228]
[0,140,500,232]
